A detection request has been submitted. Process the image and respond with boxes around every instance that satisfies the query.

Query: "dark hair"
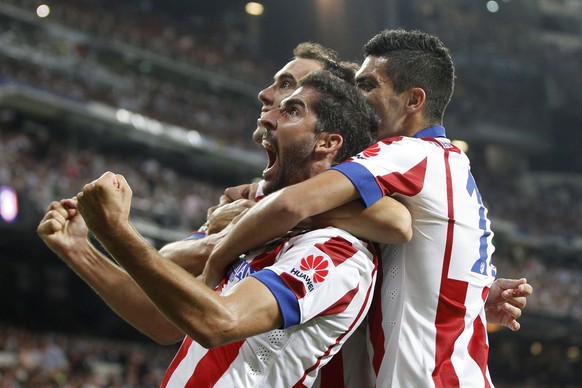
[299,70,379,164]
[364,29,455,123]
[293,42,358,85]
[293,42,339,64]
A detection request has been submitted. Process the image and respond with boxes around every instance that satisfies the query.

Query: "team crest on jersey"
[290,255,329,292]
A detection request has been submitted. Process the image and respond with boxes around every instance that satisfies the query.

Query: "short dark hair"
[293,42,358,85]
[293,42,339,64]
[364,29,455,123]
[299,71,379,164]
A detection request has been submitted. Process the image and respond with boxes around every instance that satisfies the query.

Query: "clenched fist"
[76,171,133,239]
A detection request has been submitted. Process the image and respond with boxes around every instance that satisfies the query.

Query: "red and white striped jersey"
[161,227,377,387]
[331,125,496,387]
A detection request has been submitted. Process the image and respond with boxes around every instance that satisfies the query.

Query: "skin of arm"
[159,199,255,274]
[37,199,184,345]
[306,196,412,244]
[76,172,283,349]
[205,169,361,287]
[204,171,534,334]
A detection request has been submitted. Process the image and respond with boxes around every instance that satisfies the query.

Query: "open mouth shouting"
[261,138,279,182]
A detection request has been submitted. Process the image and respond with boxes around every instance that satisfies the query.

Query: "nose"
[258,84,274,106]
[258,110,277,133]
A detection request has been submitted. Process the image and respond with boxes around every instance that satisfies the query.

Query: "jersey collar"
[413,125,446,139]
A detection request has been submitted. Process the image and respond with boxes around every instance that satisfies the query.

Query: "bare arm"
[76,172,282,348]
[307,197,412,244]
[159,199,255,273]
[205,169,362,287]
[37,199,184,345]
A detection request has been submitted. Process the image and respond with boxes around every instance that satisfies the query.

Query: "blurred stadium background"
[0,0,581,386]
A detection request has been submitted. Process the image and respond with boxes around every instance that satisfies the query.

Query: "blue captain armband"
[251,269,300,328]
[332,162,383,208]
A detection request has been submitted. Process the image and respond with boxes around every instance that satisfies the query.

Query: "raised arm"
[37,198,184,345]
[76,172,282,348]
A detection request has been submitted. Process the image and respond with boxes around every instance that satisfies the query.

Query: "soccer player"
[35,43,406,345]
[206,29,527,387]
[68,71,409,386]
[158,42,531,339]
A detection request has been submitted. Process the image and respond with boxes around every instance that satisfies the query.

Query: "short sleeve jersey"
[161,227,377,387]
[331,126,496,387]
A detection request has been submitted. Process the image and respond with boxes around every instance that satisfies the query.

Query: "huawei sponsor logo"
[290,255,329,292]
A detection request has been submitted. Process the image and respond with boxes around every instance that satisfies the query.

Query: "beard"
[262,135,315,196]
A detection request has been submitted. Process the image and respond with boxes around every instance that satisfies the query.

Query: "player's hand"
[207,182,259,220]
[76,172,132,239]
[485,278,532,331]
[201,210,248,288]
[207,199,255,234]
[37,197,89,256]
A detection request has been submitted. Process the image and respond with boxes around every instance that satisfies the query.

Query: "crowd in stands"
[0,24,262,151]
[2,0,581,151]
[0,117,223,235]
[0,326,177,387]
[477,170,582,240]
[496,246,582,323]
[406,0,551,132]
[5,0,277,85]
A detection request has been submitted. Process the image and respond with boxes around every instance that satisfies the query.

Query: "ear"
[314,133,343,155]
[405,87,426,113]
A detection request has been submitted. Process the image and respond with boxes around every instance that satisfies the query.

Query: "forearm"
[59,240,184,344]
[309,197,412,244]
[204,190,305,286]
[159,236,216,275]
[94,222,238,348]
[205,170,360,286]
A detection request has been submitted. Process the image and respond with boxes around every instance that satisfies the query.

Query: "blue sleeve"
[182,232,206,240]
[251,269,301,328]
[332,162,383,208]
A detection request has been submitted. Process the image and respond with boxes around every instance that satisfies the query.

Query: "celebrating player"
[206,29,532,387]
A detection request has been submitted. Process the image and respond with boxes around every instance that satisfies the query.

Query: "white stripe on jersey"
[162,227,377,387]
[331,126,496,388]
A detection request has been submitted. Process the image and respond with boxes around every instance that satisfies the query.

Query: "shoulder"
[290,227,363,247]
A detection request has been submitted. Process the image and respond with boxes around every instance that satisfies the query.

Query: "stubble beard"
[262,136,315,196]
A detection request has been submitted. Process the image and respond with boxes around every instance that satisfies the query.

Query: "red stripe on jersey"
[468,287,491,387]
[319,349,345,388]
[432,150,467,388]
[315,236,358,267]
[249,246,281,271]
[161,336,193,387]
[368,253,385,375]
[280,272,307,299]
[295,265,377,386]
[319,285,360,316]
[376,157,427,196]
[379,136,404,146]
[185,339,245,387]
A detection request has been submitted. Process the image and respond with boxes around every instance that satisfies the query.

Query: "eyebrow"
[281,97,306,110]
[355,73,376,84]
[274,72,297,83]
